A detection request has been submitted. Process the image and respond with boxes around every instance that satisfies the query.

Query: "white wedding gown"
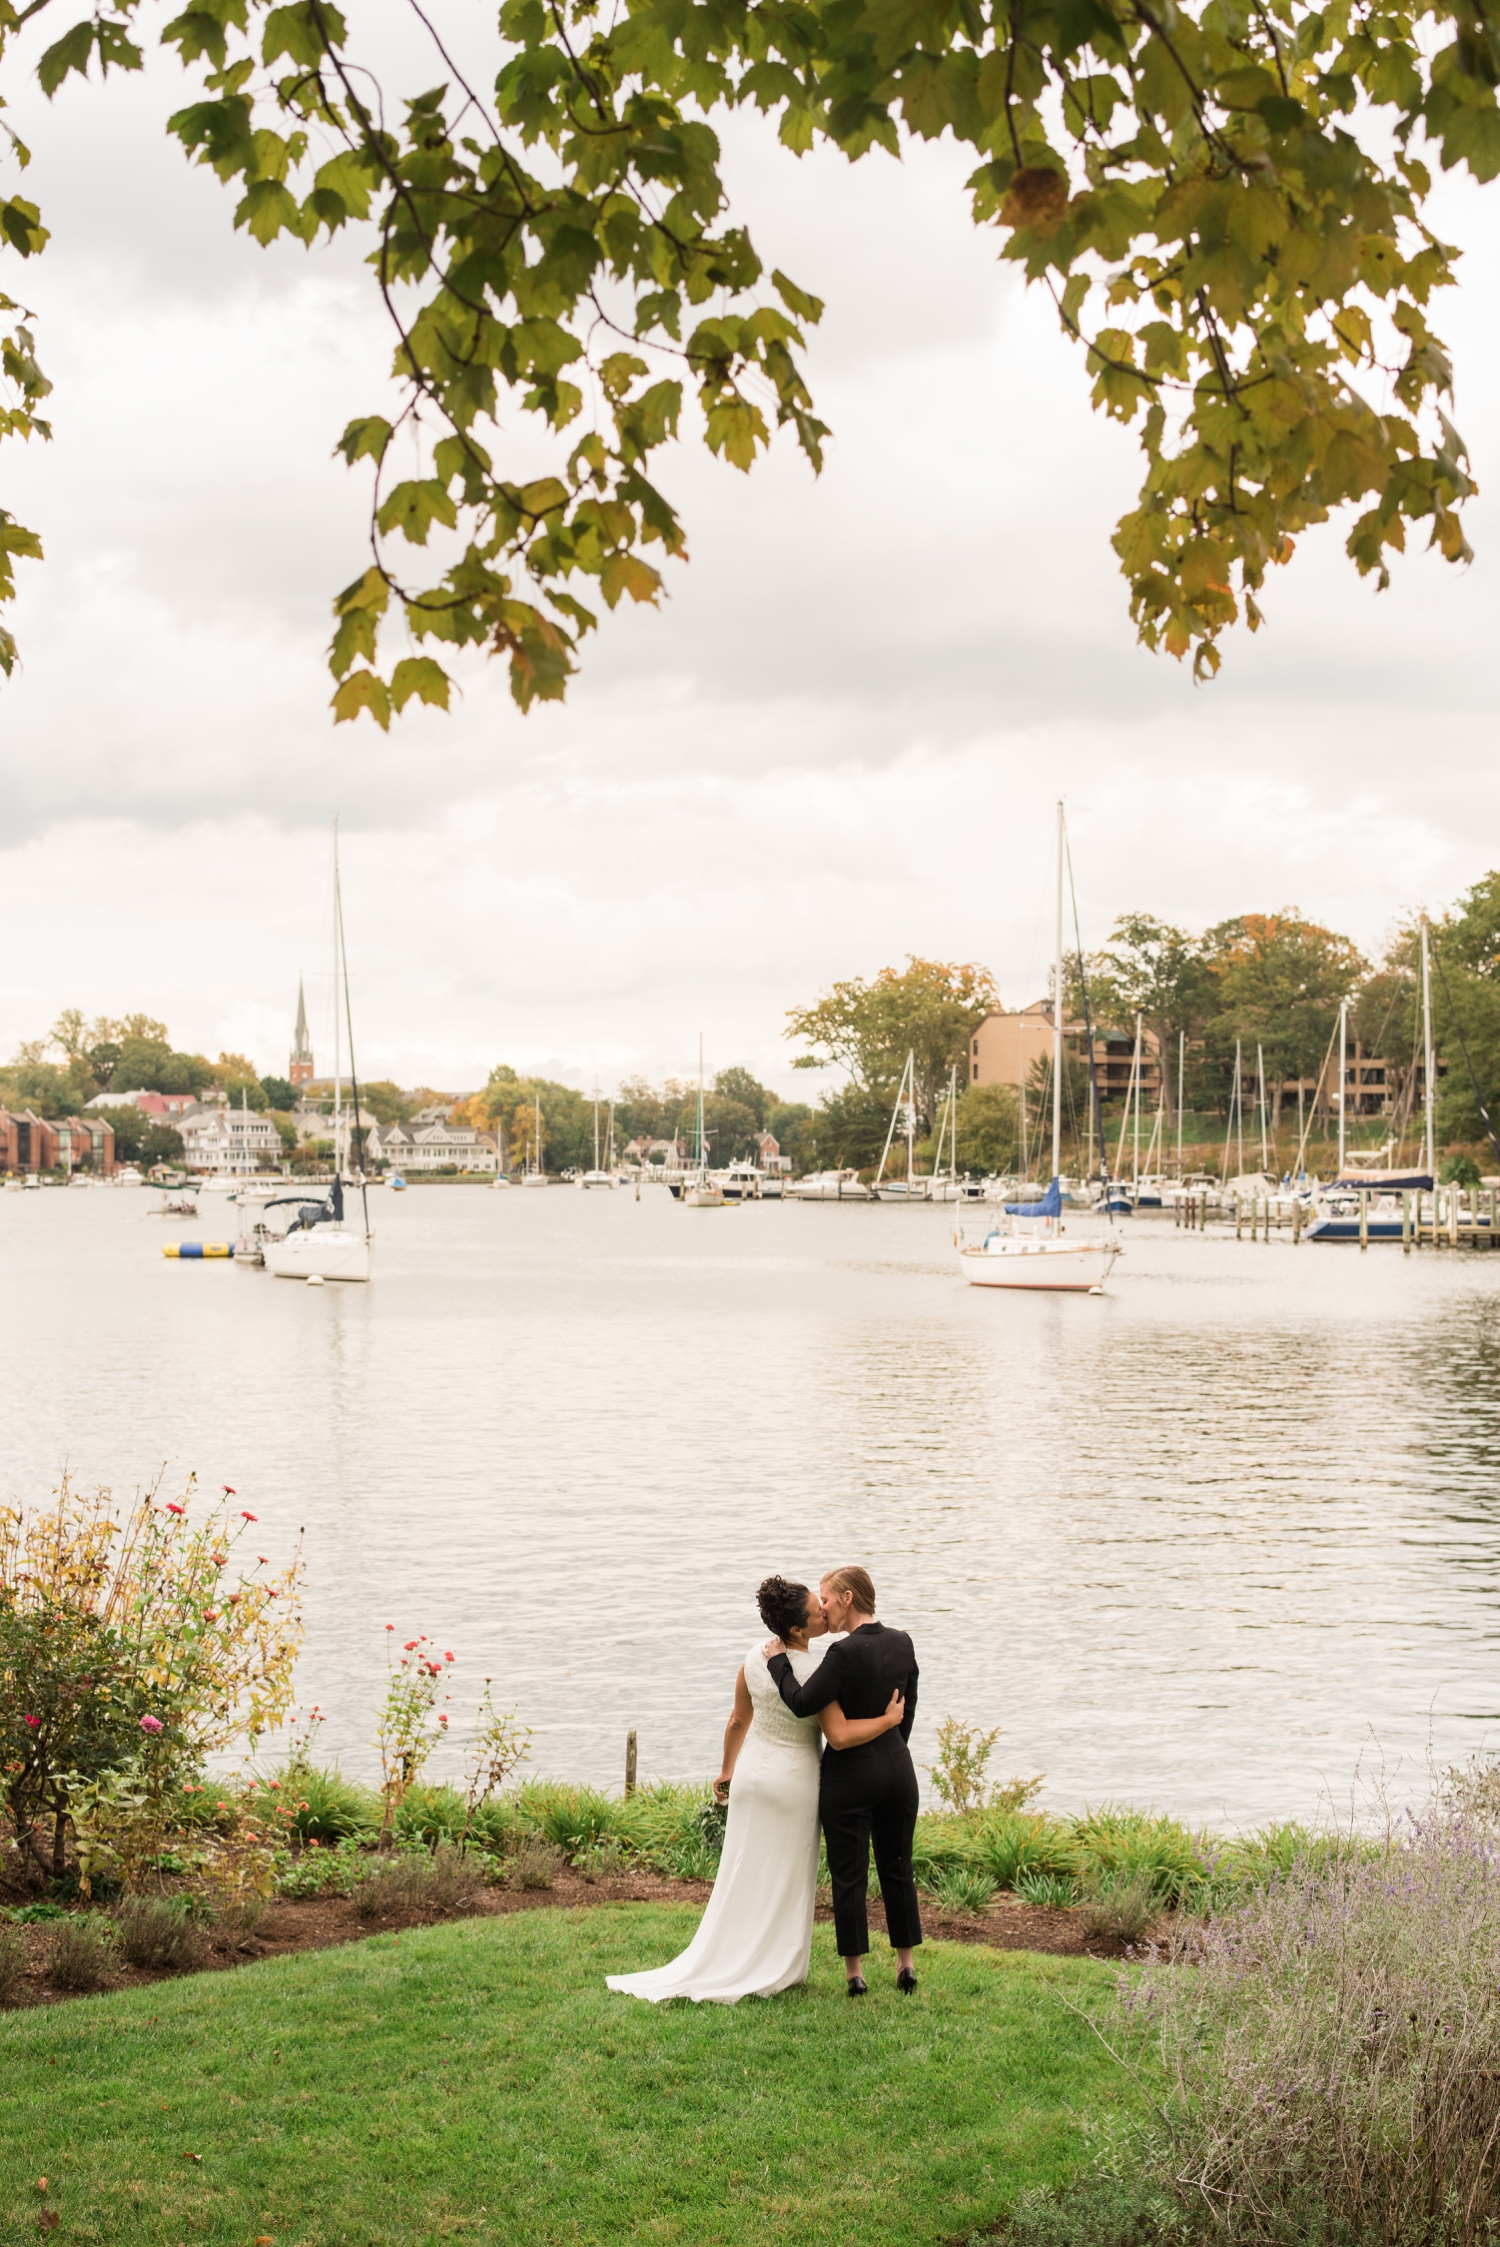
[607,1641,827,2004]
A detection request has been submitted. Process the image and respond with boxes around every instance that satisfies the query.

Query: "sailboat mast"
[1421,915,1436,1181]
[1177,1031,1185,1178]
[1257,1043,1269,1174]
[697,1034,705,1177]
[1132,1014,1142,1195]
[331,819,343,1179]
[1052,800,1064,1185]
[1338,1001,1348,1174]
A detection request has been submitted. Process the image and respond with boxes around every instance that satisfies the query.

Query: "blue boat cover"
[1006,1177,1062,1218]
[1331,1171,1432,1192]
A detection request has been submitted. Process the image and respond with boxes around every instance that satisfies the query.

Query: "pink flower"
[22,1714,39,1731]
[140,1715,163,1734]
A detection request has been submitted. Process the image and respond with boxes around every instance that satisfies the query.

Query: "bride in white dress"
[607,1576,906,2005]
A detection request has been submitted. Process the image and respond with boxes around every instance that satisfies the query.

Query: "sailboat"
[959,803,1121,1294]
[262,824,374,1282]
[523,1090,548,1185]
[874,1053,931,1203]
[578,1085,616,1188]
[682,1037,726,1207]
[1306,951,1437,1241]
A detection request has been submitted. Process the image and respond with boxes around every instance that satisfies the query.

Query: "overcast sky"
[1,23,1496,1096]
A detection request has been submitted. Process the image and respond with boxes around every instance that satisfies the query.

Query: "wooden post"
[625,1730,638,1797]
[1451,1186,1460,1248]
[1359,1190,1368,1251]
[1236,1197,1244,1240]
[1293,1199,1302,1244]
[1402,1192,1411,1255]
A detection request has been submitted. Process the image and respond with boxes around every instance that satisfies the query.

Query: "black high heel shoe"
[846,1975,868,1997]
[896,1967,917,1994]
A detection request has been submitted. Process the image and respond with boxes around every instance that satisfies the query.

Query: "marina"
[5,1178,1500,1831]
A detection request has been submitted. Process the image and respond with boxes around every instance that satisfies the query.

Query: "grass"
[0,1907,1139,2247]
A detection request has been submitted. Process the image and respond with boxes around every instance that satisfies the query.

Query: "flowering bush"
[374,1632,455,1840]
[0,1475,301,1885]
[1116,1811,1500,2247]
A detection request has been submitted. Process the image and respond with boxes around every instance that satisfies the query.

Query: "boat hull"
[262,1228,372,1282]
[961,1242,1120,1293]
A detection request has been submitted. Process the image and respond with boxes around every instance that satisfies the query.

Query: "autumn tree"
[0,0,1494,711]
[1204,912,1366,1117]
[1084,915,1216,1120]
[786,958,998,1129]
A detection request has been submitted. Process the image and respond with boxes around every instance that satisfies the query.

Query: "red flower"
[22,1714,39,1731]
[223,1485,236,1495]
[202,1609,220,1623]
[165,1503,185,1516]
[403,1640,419,1651]
[240,1511,257,1522]
[444,1652,455,1663]
[385,1624,395,1632]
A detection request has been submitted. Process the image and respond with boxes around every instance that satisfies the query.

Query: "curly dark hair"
[756,1575,813,1642]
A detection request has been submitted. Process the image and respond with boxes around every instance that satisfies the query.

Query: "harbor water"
[3,1183,1498,1830]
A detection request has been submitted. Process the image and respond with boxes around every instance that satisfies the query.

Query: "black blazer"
[768,1621,918,1749]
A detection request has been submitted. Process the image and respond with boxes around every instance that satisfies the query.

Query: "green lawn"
[0,1907,1139,2247]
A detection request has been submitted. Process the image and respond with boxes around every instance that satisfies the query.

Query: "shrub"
[981,2176,1190,2247]
[48,1913,117,1990]
[1079,1875,1157,1947]
[353,1844,479,1921]
[972,1812,1078,1891]
[514,1783,621,1860]
[1070,1807,1207,1908]
[0,1477,302,1886]
[1015,1869,1079,1908]
[1119,1812,1500,2247]
[0,1922,26,2001]
[504,1837,564,1891]
[253,1764,377,1844]
[576,1837,626,1884]
[275,1838,367,1899]
[927,1865,998,1915]
[927,1716,1042,1818]
[113,1895,206,1970]
[393,1782,469,1847]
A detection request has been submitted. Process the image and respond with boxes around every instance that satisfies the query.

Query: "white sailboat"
[523,1091,548,1185]
[682,1037,726,1206]
[262,824,373,1283]
[874,1052,931,1203]
[959,802,1122,1295]
[578,1085,616,1188]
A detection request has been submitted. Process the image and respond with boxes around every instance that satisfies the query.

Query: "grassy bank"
[0,1908,1137,2247]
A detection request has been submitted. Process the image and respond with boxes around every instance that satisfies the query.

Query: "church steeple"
[289,974,315,1086]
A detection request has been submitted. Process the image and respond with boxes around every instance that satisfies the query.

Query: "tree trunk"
[52,1805,68,1879]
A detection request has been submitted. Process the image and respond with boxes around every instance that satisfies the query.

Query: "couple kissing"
[607,1566,922,2005]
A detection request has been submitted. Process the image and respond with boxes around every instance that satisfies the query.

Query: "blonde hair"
[821,1565,876,1616]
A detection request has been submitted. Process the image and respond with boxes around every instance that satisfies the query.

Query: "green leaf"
[772,269,824,323]
[330,669,392,729]
[37,22,96,98]
[390,656,452,712]
[233,179,302,244]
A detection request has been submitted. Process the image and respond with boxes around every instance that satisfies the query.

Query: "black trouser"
[820,1737,923,1960]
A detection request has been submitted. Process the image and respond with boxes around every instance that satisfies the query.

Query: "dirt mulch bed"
[0,1868,1129,2016]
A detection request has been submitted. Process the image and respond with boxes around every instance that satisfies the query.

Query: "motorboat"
[717,1162,763,1202]
[1305,1170,1433,1242]
[875,1177,931,1203]
[683,1178,727,1207]
[113,1167,144,1188]
[786,1170,870,1201]
[577,1170,616,1190]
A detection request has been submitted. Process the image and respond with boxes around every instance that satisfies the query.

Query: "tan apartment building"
[969,1002,1163,1106]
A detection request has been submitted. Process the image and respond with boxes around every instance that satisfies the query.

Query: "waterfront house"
[176,1100,283,1174]
[369,1120,497,1172]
